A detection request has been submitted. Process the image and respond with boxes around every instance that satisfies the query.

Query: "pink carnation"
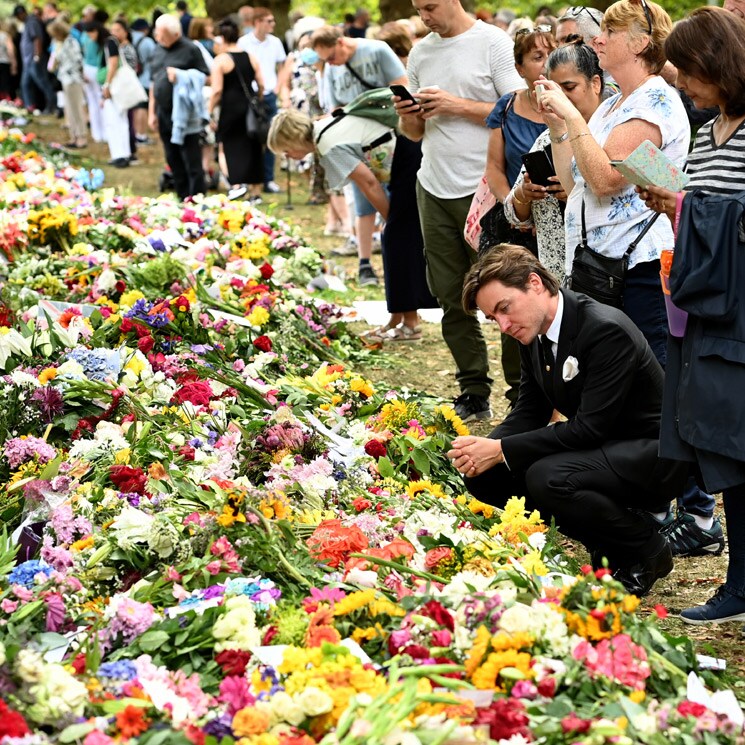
[573,634,651,690]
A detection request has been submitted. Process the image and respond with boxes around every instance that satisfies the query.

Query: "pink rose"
[205,561,222,575]
[1,599,19,613]
[424,546,453,570]
[431,629,452,647]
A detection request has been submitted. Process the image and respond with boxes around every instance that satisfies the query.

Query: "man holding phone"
[393,0,525,423]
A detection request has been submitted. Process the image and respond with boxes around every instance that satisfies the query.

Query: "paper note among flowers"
[610,139,690,191]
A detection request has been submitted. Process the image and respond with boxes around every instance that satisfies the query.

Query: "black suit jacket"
[494,290,681,490]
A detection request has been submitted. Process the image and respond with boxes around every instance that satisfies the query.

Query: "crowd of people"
[2,0,744,625]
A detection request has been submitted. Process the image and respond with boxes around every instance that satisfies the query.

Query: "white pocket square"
[562,356,580,382]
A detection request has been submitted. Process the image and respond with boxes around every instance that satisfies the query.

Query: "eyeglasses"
[636,0,653,34]
[565,6,601,28]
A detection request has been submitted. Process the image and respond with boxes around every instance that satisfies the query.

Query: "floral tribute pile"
[0,132,742,745]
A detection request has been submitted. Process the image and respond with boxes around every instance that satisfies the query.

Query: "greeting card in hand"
[610,139,690,191]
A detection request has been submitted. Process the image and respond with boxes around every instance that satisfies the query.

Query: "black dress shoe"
[612,543,673,597]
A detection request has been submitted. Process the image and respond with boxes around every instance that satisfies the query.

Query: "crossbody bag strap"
[581,192,661,258]
[344,62,375,90]
[232,54,254,101]
[624,212,661,258]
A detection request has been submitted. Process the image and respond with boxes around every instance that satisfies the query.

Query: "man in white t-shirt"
[312,25,407,286]
[238,7,288,193]
[394,0,524,423]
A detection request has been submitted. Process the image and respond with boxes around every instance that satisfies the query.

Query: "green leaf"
[59,723,96,743]
[137,629,171,652]
[377,456,394,478]
[411,448,430,476]
[99,697,152,714]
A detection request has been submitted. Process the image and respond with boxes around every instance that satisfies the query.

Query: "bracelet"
[551,131,569,144]
[513,188,529,206]
[570,131,592,143]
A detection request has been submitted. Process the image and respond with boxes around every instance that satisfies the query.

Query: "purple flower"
[31,384,65,423]
[3,436,57,470]
[45,593,66,631]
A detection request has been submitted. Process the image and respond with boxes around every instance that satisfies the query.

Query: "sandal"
[361,322,398,344]
[387,324,422,342]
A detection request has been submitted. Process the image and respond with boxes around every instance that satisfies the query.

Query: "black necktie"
[540,335,554,372]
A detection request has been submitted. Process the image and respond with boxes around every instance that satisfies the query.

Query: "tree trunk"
[205,0,292,40]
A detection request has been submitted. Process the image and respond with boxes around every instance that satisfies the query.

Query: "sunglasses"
[565,6,601,28]
[515,24,553,35]
[636,0,653,34]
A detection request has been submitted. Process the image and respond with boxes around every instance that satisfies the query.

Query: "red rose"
[178,445,196,461]
[677,701,707,718]
[120,317,134,333]
[115,280,127,294]
[215,649,252,676]
[594,568,612,579]
[476,699,530,741]
[654,604,669,619]
[71,653,87,675]
[138,335,155,353]
[364,439,387,459]
[109,465,148,494]
[259,262,274,279]
[353,497,372,512]
[536,677,557,698]
[0,700,30,738]
[263,626,278,645]
[561,713,592,734]
[134,322,151,339]
[253,335,273,352]
[422,600,455,631]
[171,380,214,406]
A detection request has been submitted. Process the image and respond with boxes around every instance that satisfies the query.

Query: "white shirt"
[542,291,564,359]
[407,21,525,199]
[237,32,286,93]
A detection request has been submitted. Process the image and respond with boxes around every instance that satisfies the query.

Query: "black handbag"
[568,195,660,308]
[234,57,270,143]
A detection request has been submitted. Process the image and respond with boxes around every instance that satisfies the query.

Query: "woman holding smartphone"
[503,40,604,282]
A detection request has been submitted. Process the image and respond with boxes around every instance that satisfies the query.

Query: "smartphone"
[535,83,545,105]
[521,148,556,187]
[390,84,420,110]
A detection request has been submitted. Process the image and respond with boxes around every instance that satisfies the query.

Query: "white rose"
[499,604,535,635]
[97,268,118,292]
[295,686,333,717]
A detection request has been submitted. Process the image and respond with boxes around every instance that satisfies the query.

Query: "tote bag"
[110,49,148,111]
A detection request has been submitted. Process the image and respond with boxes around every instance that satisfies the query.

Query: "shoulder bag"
[568,194,660,308]
[344,63,375,90]
[234,56,270,143]
[109,47,148,111]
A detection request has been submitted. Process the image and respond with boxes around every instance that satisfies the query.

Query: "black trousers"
[159,124,205,200]
[465,446,670,569]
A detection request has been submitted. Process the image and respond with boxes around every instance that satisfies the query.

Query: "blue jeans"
[624,259,716,518]
[21,59,56,111]
[262,92,278,187]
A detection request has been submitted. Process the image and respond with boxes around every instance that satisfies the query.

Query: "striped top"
[686,116,745,194]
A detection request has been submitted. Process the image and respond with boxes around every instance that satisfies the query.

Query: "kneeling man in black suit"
[449,245,685,596]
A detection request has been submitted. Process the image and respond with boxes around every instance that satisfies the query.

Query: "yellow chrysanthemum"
[247,306,270,327]
[332,589,376,617]
[349,377,374,399]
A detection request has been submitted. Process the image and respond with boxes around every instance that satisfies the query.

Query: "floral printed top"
[504,128,566,283]
[564,76,689,275]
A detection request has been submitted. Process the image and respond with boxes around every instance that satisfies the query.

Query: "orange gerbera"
[115,705,150,738]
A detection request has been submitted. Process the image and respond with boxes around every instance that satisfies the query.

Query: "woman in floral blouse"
[49,20,87,149]
[539,0,689,366]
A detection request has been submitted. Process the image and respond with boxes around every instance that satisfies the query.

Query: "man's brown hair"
[311,24,342,49]
[462,244,560,313]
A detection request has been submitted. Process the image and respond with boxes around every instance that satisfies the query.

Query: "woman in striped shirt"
[640,6,745,628]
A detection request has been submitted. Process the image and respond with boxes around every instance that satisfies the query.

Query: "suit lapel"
[553,289,580,401]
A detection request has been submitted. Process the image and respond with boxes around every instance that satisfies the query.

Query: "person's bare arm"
[393,96,425,141]
[349,163,389,220]
[208,56,224,124]
[485,127,511,202]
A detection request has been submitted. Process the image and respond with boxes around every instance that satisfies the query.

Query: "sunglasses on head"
[515,24,553,36]
[566,6,601,28]
[635,0,653,34]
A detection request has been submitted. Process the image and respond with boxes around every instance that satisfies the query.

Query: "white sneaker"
[331,237,359,257]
